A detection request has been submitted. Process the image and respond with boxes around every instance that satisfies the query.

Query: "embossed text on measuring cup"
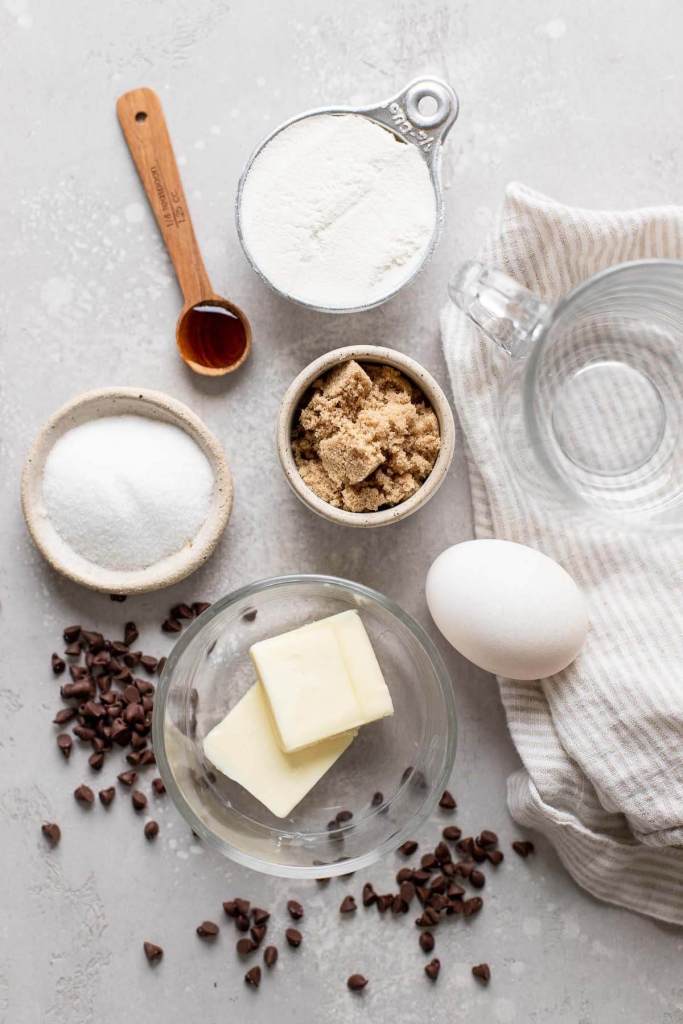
[387,102,435,151]
[150,164,186,229]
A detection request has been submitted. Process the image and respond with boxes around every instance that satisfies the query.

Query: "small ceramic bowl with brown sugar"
[277,346,456,527]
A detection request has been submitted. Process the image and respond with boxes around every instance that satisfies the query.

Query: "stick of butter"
[249,610,394,753]
[203,681,356,819]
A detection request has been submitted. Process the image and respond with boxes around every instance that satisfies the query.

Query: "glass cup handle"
[449,260,552,358]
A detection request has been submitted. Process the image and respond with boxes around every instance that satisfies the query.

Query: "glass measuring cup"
[235,77,459,313]
[450,259,683,529]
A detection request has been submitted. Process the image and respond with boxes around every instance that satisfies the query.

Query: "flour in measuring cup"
[238,113,437,309]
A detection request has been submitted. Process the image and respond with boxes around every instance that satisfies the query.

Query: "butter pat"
[250,610,393,753]
[203,682,355,818]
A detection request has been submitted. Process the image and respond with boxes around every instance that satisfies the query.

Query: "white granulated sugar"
[239,113,437,309]
[42,415,214,571]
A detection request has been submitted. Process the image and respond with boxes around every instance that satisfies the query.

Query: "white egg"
[425,540,588,680]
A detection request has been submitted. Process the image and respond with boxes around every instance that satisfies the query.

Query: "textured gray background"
[2,1,683,1021]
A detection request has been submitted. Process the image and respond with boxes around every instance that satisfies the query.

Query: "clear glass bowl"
[153,575,457,878]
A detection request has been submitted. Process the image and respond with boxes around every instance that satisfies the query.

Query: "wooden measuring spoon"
[117,87,251,376]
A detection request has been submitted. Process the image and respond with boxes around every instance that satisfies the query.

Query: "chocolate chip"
[131,790,147,811]
[429,874,447,894]
[478,829,498,848]
[124,622,139,646]
[287,899,304,920]
[223,900,237,918]
[362,883,377,907]
[263,945,278,968]
[425,958,440,981]
[399,840,418,857]
[486,849,504,866]
[88,751,105,771]
[237,937,255,955]
[144,820,159,840]
[391,894,407,915]
[336,809,353,823]
[51,653,66,675]
[442,825,462,843]
[196,920,219,939]
[434,841,451,863]
[56,733,72,759]
[396,867,414,884]
[347,974,367,992]
[285,928,302,947]
[192,602,211,616]
[99,787,115,806]
[118,770,137,786]
[252,907,270,925]
[74,784,94,806]
[241,607,257,623]
[244,966,261,988]
[162,618,182,634]
[52,708,75,726]
[419,930,435,953]
[234,898,250,917]
[250,925,266,947]
[376,894,393,913]
[472,963,491,984]
[457,836,474,856]
[63,625,81,643]
[512,840,535,858]
[157,656,167,675]
[143,941,163,964]
[462,896,483,917]
[109,593,127,602]
[439,790,456,811]
[42,822,61,846]
[151,777,166,796]
[371,791,383,807]
[420,853,437,871]
[470,869,486,889]
[339,896,356,914]
[400,881,416,904]
[171,603,194,621]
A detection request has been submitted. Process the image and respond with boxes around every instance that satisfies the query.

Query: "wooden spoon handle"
[117,87,211,308]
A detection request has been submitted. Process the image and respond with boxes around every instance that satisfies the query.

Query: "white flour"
[42,415,214,571]
[239,113,437,309]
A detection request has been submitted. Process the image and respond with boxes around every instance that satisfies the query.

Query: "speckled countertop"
[2,1,682,1021]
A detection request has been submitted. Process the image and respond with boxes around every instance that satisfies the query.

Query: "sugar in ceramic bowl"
[153,575,457,878]
[21,387,232,594]
[277,346,456,527]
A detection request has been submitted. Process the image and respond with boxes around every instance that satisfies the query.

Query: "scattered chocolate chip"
[124,622,139,646]
[74,784,94,806]
[399,840,418,857]
[51,653,66,675]
[56,733,72,759]
[250,925,266,947]
[434,841,451,863]
[420,853,438,871]
[162,618,182,634]
[512,840,535,858]
[287,899,304,920]
[63,625,81,643]
[457,836,474,856]
[439,790,456,811]
[472,962,491,984]
[234,898,250,917]
[371,791,383,807]
[285,928,302,947]
[470,869,486,889]
[362,883,377,907]
[53,708,76,725]
[131,790,147,811]
[241,607,258,623]
[442,825,462,842]
[425,958,440,981]
[99,787,115,806]
[244,966,261,988]
[144,820,159,840]
[478,829,498,848]
[347,974,367,992]
[252,907,270,925]
[157,656,167,675]
[376,894,393,913]
[41,822,61,846]
[223,900,237,917]
[419,930,435,953]
[235,915,250,933]
[486,849,504,866]
[237,937,255,955]
[396,867,414,884]
[118,770,137,786]
[336,809,353,823]
[263,945,278,968]
[196,920,219,939]
[88,751,105,771]
[151,777,166,796]
[192,602,211,616]
[462,897,484,917]
[143,941,163,964]
[400,881,416,904]
[339,896,357,914]
[171,603,194,621]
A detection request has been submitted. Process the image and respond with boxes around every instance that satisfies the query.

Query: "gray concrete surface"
[2,1,683,1021]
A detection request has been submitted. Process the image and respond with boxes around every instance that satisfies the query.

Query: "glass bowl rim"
[152,573,458,879]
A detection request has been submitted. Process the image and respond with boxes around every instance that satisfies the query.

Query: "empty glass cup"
[450,259,683,529]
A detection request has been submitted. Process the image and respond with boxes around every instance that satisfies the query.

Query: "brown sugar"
[292,360,441,513]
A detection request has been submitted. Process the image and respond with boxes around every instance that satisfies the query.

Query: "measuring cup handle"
[449,261,551,358]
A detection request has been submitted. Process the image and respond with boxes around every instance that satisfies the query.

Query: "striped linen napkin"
[440,182,683,923]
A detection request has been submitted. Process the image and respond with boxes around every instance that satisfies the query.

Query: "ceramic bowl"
[21,387,232,594]
[152,574,457,878]
[277,345,456,527]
